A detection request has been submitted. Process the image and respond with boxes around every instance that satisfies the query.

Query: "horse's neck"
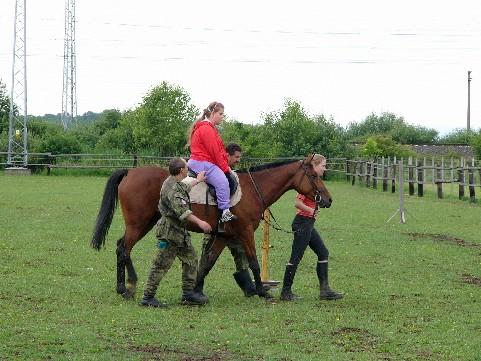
[248,165,296,208]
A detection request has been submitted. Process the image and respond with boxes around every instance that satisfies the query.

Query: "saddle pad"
[182,171,242,206]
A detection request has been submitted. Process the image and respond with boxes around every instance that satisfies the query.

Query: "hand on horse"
[196,171,206,183]
[198,220,212,233]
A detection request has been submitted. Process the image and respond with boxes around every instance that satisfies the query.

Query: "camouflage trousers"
[199,234,249,274]
[143,238,198,297]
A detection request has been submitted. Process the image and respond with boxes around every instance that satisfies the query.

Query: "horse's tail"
[91,169,129,250]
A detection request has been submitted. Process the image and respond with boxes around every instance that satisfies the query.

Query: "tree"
[346,112,438,144]
[95,110,136,153]
[130,82,198,155]
[257,99,349,157]
[361,135,415,158]
[36,131,82,155]
[0,79,12,135]
[439,128,474,144]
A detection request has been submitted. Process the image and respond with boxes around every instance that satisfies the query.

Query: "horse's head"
[293,155,332,208]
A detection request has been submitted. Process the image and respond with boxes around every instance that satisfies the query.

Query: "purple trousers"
[187,159,230,210]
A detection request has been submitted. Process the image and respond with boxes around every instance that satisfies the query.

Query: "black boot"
[316,261,343,300]
[193,278,207,297]
[280,264,302,301]
[139,294,167,308]
[181,290,209,305]
[233,270,257,297]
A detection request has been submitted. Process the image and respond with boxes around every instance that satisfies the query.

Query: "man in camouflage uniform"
[196,144,257,297]
[140,157,212,308]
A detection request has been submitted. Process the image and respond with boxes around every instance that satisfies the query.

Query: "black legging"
[288,214,329,266]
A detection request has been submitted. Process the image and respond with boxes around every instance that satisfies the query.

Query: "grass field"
[1,173,480,360]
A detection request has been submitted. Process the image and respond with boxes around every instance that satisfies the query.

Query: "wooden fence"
[346,157,481,202]
[0,152,305,174]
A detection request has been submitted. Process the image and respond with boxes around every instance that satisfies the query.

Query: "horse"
[91,155,332,299]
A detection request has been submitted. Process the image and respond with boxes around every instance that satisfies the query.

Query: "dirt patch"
[461,273,481,287]
[127,344,233,361]
[331,327,379,352]
[405,232,480,248]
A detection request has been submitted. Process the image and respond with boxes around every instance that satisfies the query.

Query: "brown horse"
[91,156,332,299]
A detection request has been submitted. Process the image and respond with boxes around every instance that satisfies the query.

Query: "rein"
[246,163,322,234]
[247,169,293,234]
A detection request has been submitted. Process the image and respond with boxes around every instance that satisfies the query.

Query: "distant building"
[409,144,473,158]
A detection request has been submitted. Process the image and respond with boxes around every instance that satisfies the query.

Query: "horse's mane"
[237,159,300,173]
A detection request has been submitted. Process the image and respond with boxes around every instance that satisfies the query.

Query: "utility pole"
[467,70,472,132]
[7,0,28,169]
[61,0,77,130]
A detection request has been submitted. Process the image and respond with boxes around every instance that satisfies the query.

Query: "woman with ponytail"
[186,102,237,223]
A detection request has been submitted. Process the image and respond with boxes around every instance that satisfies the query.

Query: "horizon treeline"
[1,79,481,158]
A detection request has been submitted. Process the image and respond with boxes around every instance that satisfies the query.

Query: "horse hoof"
[259,292,273,300]
[116,286,127,295]
[122,290,135,300]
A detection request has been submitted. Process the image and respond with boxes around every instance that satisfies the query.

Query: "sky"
[1,0,480,135]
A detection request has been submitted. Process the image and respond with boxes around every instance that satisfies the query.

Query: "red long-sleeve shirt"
[296,193,317,218]
[189,121,230,172]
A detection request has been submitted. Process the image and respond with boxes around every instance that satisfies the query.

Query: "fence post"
[459,157,465,199]
[132,154,138,168]
[366,161,371,188]
[372,159,378,189]
[351,160,357,185]
[358,160,363,185]
[408,156,414,195]
[417,159,424,197]
[436,160,443,199]
[47,153,53,176]
[346,160,351,182]
[450,157,454,188]
[431,157,435,187]
[382,157,388,192]
[391,156,396,193]
[469,158,476,202]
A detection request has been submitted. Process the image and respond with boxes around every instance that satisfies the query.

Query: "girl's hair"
[310,154,326,166]
[186,101,224,149]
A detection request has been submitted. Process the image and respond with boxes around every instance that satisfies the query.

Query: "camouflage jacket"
[155,176,193,245]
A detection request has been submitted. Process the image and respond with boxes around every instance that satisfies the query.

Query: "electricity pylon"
[61,0,77,129]
[7,0,28,167]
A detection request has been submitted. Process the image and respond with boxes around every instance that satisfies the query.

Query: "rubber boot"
[233,270,257,297]
[280,264,302,301]
[181,290,209,305]
[139,294,167,308]
[316,261,343,300]
[193,278,207,298]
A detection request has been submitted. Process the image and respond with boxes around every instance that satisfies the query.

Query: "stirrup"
[220,210,238,223]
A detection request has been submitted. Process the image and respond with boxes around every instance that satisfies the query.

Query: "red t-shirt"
[296,193,316,218]
[189,121,229,172]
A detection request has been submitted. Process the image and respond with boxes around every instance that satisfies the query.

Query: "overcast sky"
[1,0,480,134]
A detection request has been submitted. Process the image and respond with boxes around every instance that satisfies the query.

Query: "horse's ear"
[303,154,314,165]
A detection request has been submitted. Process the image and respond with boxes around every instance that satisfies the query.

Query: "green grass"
[1,174,480,360]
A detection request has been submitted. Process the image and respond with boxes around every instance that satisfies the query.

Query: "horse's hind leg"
[122,215,160,300]
[123,248,138,300]
[116,236,137,299]
[116,237,127,296]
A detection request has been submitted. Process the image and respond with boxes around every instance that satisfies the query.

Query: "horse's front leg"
[241,231,272,299]
[194,235,226,295]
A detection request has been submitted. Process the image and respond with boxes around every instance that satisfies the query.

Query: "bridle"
[299,162,324,211]
[247,160,326,234]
